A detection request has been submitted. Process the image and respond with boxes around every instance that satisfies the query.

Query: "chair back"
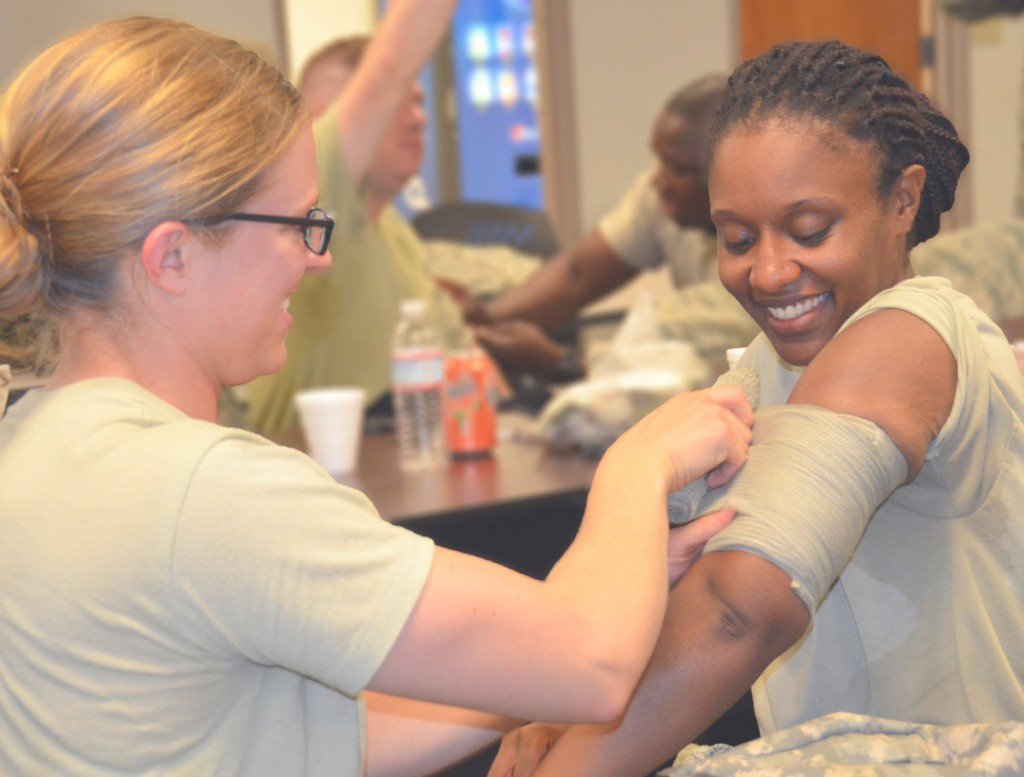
[412,201,560,258]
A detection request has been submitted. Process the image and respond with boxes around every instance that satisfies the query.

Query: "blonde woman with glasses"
[0,15,754,776]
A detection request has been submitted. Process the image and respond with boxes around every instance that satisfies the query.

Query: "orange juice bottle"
[443,346,497,457]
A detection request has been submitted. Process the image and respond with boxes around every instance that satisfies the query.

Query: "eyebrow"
[711,198,840,222]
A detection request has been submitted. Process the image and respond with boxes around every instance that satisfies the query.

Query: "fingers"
[486,724,564,777]
[666,509,736,584]
[705,407,753,487]
[704,383,755,425]
[675,509,736,547]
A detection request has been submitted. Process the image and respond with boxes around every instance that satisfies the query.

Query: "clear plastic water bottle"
[391,299,446,472]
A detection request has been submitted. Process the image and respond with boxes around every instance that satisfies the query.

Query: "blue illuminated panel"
[451,0,543,209]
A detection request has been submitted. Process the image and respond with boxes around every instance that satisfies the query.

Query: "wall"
[567,0,735,233]
[281,0,375,80]
[966,12,1024,224]
[0,0,282,88]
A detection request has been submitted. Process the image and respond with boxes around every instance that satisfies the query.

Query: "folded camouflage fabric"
[422,240,542,297]
[662,712,1024,776]
[910,219,1024,324]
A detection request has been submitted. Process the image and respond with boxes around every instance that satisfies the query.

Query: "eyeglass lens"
[305,208,329,254]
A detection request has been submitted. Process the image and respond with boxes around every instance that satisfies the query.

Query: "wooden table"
[274,418,599,580]
[335,432,597,523]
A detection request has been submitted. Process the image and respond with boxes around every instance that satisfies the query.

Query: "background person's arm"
[331,0,459,187]
[477,230,638,330]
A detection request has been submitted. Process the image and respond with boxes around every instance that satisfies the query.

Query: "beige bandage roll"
[696,404,908,614]
[667,367,761,526]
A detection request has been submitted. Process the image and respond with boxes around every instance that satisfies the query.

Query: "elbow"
[560,630,649,724]
[702,552,810,659]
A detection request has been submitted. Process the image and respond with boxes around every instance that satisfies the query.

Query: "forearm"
[485,231,637,329]
[365,691,513,777]
[335,0,458,181]
[363,0,459,83]
[541,448,672,706]
[536,552,808,776]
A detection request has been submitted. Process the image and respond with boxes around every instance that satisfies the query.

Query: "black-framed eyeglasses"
[195,207,334,255]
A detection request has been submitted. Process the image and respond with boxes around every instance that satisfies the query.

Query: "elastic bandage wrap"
[693,404,907,614]
[667,367,761,526]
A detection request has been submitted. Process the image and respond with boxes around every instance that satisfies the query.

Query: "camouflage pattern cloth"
[422,235,761,365]
[421,239,543,298]
[661,712,1024,776]
[909,219,1024,323]
[655,278,762,363]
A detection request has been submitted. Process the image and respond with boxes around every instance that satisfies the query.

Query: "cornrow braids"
[708,40,969,246]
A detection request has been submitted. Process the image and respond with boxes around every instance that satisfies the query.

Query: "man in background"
[449,75,760,375]
[246,0,463,433]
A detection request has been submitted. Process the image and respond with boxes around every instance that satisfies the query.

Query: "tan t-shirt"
[598,170,759,360]
[0,378,434,775]
[706,277,1024,732]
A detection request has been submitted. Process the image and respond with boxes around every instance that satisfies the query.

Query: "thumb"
[669,508,736,550]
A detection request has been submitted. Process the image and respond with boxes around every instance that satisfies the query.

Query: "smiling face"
[710,116,918,366]
[191,125,331,386]
[649,111,712,231]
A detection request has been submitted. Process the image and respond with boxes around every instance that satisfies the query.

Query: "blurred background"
[2,0,1020,286]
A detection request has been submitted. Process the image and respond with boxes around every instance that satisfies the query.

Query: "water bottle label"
[392,348,445,391]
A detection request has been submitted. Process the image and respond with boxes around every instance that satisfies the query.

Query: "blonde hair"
[0,17,308,367]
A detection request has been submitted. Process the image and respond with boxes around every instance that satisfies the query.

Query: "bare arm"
[481,230,638,330]
[332,0,458,186]
[789,308,956,480]
[998,314,1024,344]
[533,551,808,776]
[526,308,958,774]
[364,692,512,777]
[367,386,754,725]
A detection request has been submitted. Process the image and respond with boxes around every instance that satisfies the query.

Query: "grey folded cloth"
[667,367,760,525]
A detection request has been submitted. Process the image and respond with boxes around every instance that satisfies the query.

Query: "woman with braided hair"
[490,40,1024,776]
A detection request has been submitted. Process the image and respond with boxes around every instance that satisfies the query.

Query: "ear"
[891,163,927,235]
[139,221,193,295]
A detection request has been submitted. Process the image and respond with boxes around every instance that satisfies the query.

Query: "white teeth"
[766,292,829,321]
[283,298,291,312]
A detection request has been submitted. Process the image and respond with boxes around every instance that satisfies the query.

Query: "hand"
[610,384,755,494]
[667,509,735,586]
[473,320,567,374]
[486,722,568,777]
[435,277,491,324]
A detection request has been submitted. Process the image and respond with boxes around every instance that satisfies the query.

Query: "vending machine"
[449,0,543,209]
[386,0,545,214]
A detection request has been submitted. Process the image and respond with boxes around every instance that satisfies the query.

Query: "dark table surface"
[273,415,599,524]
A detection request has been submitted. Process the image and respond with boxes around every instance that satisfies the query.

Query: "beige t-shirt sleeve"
[597,169,667,271]
[171,437,435,698]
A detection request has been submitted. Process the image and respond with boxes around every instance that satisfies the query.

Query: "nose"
[306,247,332,274]
[749,234,801,293]
[410,99,428,128]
